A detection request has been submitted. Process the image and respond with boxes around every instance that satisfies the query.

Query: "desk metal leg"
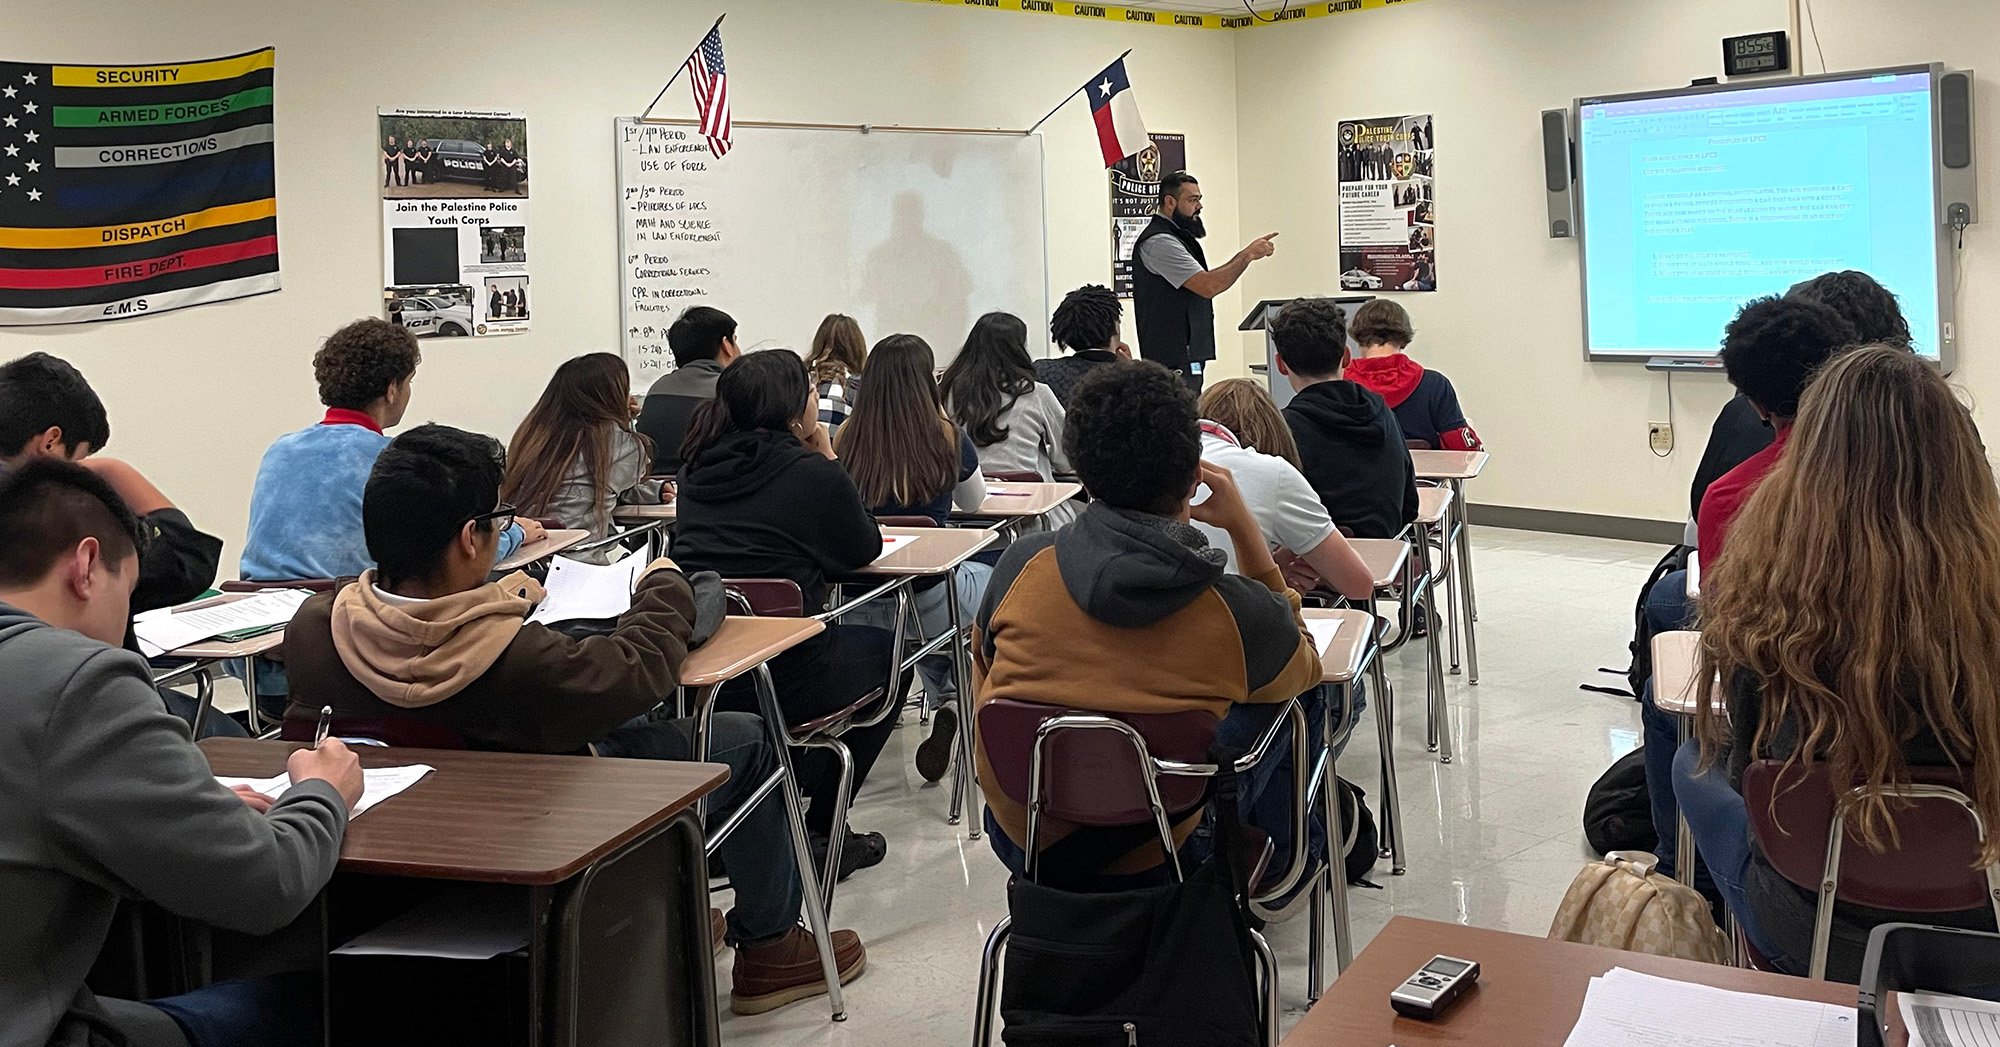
[242,656,265,736]
[1421,572,1453,764]
[1452,479,1481,683]
[945,569,980,839]
[189,668,214,738]
[1674,717,1697,889]
[755,664,848,1020]
[1429,516,1461,677]
[1370,652,1406,874]
[1319,706,1354,978]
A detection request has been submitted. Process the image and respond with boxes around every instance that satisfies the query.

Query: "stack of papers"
[526,555,648,625]
[215,764,434,817]
[135,588,312,657]
[1564,967,1857,1047]
[1904,991,2000,1047]
[874,534,918,562]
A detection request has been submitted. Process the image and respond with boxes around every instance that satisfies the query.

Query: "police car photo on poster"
[379,107,531,336]
[1336,114,1436,292]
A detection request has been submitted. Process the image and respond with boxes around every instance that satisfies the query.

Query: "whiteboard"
[616,119,1049,385]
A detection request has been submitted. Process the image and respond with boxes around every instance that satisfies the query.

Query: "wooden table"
[200,738,729,1046]
[494,528,590,572]
[1411,450,1489,684]
[149,590,298,736]
[680,615,825,688]
[1281,916,1893,1045]
[954,481,1082,520]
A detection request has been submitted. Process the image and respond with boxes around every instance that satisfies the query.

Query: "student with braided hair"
[1036,284,1130,409]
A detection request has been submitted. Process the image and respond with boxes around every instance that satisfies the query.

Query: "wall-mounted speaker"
[1541,108,1576,238]
[1940,70,1977,226]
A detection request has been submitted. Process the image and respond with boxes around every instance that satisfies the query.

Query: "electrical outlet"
[1649,421,1675,454]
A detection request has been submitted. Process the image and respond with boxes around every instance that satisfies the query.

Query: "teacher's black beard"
[1170,209,1207,239]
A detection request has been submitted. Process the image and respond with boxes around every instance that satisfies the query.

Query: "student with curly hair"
[1036,284,1129,408]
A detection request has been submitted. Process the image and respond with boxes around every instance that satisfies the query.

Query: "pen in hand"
[313,705,332,751]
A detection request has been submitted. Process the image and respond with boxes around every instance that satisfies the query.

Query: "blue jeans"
[594,711,803,945]
[845,561,992,707]
[1671,739,1792,967]
[159,687,250,739]
[129,972,318,1047]
[1641,569,1693,878]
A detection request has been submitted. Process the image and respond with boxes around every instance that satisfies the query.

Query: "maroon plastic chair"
[722,578,898,912]
[1742,759,2000,979]
[222,578,338,594]
[874,514,937,529]
[278,713,469,750]
[983,471,1043,484]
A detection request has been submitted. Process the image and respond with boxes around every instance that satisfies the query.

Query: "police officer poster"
[1110,133,1185,298]
[378,107,531,336]
[1336,114,1435,292]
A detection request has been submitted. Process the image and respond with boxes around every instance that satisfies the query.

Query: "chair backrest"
[722,578,806,618]
[875,515,937,528]
[984,471,1043,484]
[1743,759,1995,913]
[978,698,1215,826]
[1404,438,1435,451]
[278,713,469,750]
[223,577,337,594]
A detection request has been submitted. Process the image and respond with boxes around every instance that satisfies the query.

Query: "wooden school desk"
[493,528,590,573]
[849,525,998,835]
[951,480,1082,534]
[1411,449,1489,683]
[149,590,295,736]
[1281,916,1891,1045]
[1651,629,1723,889]
[199,739,729,1047]
[1348,537,1452,764]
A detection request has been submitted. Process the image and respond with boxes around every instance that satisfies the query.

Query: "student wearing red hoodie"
[1343,300,1481,452]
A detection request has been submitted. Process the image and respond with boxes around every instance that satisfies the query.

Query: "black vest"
[1132,214,1216,369]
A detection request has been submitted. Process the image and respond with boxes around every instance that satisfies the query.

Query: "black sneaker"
[915,705,958,783]
[810,830,888,883]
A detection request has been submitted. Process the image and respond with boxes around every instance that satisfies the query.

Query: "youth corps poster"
[1110,132,1185,298]
[1336,114,1435,292]
[377,107,530,337]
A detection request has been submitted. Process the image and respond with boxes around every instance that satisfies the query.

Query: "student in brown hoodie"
[280,424,864,1016]
[974,361,1323,887]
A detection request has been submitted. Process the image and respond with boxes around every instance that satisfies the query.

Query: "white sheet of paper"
[1903,990,2000,1047]
[1561,967,1857,1047]
[1306,617,1342,653]
[216,764,434,817]
[525,555,647,625]
[873,534,919,562]
[332,885,530,960]
[134,588,311,657]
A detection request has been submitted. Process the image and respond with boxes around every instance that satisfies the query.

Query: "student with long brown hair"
[839,334,990,782]
[503,353,665,561]
[940,312,1071,485]
[808,313,868,435]
[1679,344,2000,980]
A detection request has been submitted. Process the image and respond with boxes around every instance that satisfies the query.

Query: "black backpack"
[1582,748,1656,857]
[1583,545,1690,700]
[1337,776,1381,886]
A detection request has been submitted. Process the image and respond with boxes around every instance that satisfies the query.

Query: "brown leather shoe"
[729,926,866,1015]
[710,908,726,957]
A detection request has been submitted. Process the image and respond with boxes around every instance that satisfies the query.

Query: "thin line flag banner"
[0,47,280,325]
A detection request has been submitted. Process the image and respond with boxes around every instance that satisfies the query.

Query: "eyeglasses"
[470,503,517,534]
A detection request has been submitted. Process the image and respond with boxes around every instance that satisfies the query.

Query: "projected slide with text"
[1579,72,1939,358]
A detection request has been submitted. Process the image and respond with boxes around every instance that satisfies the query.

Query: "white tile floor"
[714,526,1663,1044]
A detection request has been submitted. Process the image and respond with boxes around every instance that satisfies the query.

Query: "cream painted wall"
[0,0,1242,559]
[1232,0,2000,524]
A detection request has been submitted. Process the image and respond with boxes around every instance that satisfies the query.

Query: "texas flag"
[1087,58,1149,168]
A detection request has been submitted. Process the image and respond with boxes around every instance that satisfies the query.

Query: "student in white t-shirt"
[1193,379,1374,600]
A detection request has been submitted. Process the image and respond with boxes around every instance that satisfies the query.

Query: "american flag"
[684,25,730,158]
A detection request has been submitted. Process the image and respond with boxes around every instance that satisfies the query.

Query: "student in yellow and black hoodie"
[974,361,1322,888]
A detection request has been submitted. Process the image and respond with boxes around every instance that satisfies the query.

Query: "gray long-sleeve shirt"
[0,603,346,1047]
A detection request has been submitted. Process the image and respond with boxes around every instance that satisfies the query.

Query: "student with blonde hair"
[1679,344,2000,980]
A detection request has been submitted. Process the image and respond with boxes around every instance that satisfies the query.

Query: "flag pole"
[1023,49,1132,136]
[639,12,726,122]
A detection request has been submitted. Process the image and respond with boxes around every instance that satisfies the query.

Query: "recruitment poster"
[1336,114,1435,292]
[0,48,281,325]
[378,107,530,337]
[1110,132,1185,298]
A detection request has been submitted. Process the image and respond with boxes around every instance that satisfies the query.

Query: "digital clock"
[1723,31,1791,76]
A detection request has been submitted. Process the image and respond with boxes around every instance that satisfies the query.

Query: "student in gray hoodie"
[0,459,360,1047]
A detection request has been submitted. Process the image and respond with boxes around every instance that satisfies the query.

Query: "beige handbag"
[1548,851,1730,964]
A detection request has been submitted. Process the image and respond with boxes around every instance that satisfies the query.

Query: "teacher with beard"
[1132,170,1278,393]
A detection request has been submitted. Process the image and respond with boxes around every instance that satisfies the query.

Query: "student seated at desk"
[503,352,667,562]
[1679,346,2000,981]
[941,311,1073,488]
[279,424,866,1014]
[808,313,868,437]
[637,305,740,477]
[1343,299,1481,451]
[0,459,360,1047]
[671,350,907,881]
[842,333,992,783]
[0,352,234,735]
[1036,284,1129,409]
[1271,298,1418,540]
[973,361,1322,890]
